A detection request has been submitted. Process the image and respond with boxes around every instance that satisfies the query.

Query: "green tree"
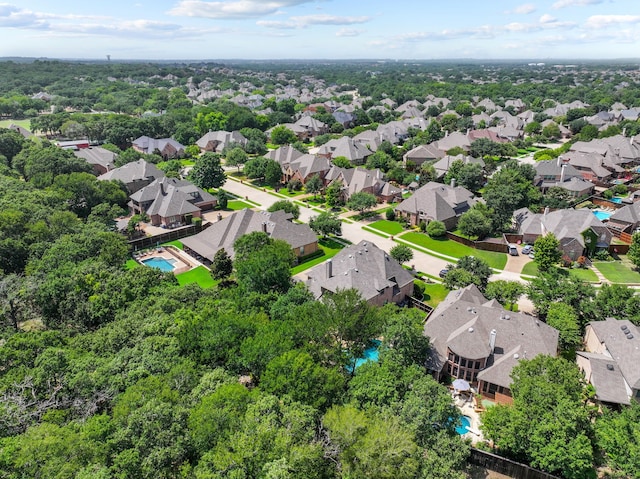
[267,199,300,219]
[445,255,492,291]
[225,146,248,171]
[546,302,581,352]
[305,174,323,199]
[628,232,640,269]
[390,244,413,264]
[264,158,283,187]
[309,211,342,237]
[211,248,233,281]
[189,152,225,190]
[596,402,640,478]
[261,349,345,410]
[346,191,377,215]
[270,125,297,145]
[534,233,562,272]
[217,188,228,209]
[235,238,294,294]
[426,220,446,238]
[332,156,352,169]
[481,355,596,479]
[457,205,492,239]
[325,180,344,208]
[484,280,524,311]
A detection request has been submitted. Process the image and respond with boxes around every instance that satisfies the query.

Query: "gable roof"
[425,285,559,389]
[432,155,484,178]
[74,146,117,172]
[132,136,185,154]
[317,137,373,163]
[264,145,305,168]
[97,159,165,187]
[576,351,630,405]
[518,209,612,249]
[609,201,640,226]
[181,209,316,261]
[305,240,413,302]
[395,181,476,222]
[130,177,216,207]
[196,130,247,150]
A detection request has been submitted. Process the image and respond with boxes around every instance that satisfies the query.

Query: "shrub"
[413,281,425,300]
[419,221,427,232]
[594,249,613,261]
[426,220,446,238]
[287,179,303,192]
[603,189,614,199]
[613,184,627,195]
[386,208,396,221]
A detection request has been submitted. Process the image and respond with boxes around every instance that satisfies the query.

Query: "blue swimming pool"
[455,415,472,435]
[347,340,381,372]
[593,210,612,221]
[142,257,177,272]
[611,197,623,204]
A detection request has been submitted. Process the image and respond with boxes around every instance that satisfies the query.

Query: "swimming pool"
[347,340,381,372]
[611,197,623,204]
[142,257,177,272]
[455,415,472,435]
[592,210,612,221]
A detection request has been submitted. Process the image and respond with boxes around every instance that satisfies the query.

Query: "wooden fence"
[127,222,210,251]
[445,232,509,253]
[468,448,562,479]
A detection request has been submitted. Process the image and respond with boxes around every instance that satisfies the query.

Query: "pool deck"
[134,246,204,275]
[451,390,487,445]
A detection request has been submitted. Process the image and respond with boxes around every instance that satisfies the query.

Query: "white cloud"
[539,14,556,23]
[507,4,536,15]
[258,14,370,29]
[552,0,602,9]
[336,28,363,37]
[584,15,640,29]
[168,0,314,19]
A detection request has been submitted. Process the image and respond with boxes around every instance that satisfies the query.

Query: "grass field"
[291,237,345,275]
[176,266,218,288]
[422,282,449,308]
[594,261,640,283]
[400,232,507,270]
[0,119,31,130]
[125,259,139,270]
[522,262,600,282]
[366,220,404,236]
[226,200,255,210]
[162,240,184,250]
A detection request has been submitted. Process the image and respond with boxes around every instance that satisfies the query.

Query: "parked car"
[522,245,533,255]
[439,268,449,278]
[529,252,535,259]
[508,244,519,256]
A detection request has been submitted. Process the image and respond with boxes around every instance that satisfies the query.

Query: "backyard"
[520,262,600,282]
[400,232,508,270]
[175,266,218,289]
[594,259,640,283]
[291,237,346,275]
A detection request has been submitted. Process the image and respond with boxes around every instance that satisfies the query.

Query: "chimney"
[544,206,549,216]
[450,178,456,188]
[557,155,561,167]
[262,222,267,233]
[489,329,497,354]
[326,259,332,278]
[159,180,165,195]
[560,164,566,183]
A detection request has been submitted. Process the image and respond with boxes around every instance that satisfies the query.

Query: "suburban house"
[395,181,477,230]
[97,159,165,194]
[353,130,384,152]
[132,136,185,159]
[607,202,640,234]
[74,146,117,175]
[264,145,305,170]
[424,285,559,405]
[282,154,331,185]
[181,208,318,264]
[434,132,471,154]
[402,143,445,167]
[324,166,402,203]
[562,151,616,184]
[577,317,640,406]
[304,240,414,307]
[431,154,485,180]
[294,115,329,137]
[196,130,247,153]
[513,208,612,260]
[316,137,373,165]
[376,121,410,145]
[129,177,217,228]
[533,158,594,197]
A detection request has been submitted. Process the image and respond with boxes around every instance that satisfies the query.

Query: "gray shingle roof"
[588,318,640,390]
[305,240,413,302]
[424,285,559,389]
[576,351,630,405]
[97,159,165,185]
[395,181,476,222]
[74,146,116,171]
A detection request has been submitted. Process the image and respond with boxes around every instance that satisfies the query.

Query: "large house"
[395,181,477,230]
[74,146,117,175]
[607,202,640,234]
[431,154,485,180]
[577,317,640,406]
[323,166,401,203]
[514,208,612,260]
[196,130,247,153]
[304,240,414,307]
[97,159,165,194]
[425,285,559,405]
[316,137,373,165]
[132,136,185,159]
[533,158,594,197]
[282,154,331,185]
[129,177,217,228]
[181,209,318,264]
[402,143,445,167]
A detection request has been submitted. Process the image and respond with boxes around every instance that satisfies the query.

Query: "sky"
[1,0,639,60]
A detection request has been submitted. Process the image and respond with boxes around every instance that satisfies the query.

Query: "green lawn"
[276,188,304,197]
[569,268,599,282]
[521,261,538,277]
[176,266,218,288]
[422,282,449,308]
[125,259,139,270]
[0,119,31,130]
[594,261,640,283]
[226,200,255,210]
[400,232,507,270]
[367,220,404,236]
[161,240,184,250]
[291,237,346,275]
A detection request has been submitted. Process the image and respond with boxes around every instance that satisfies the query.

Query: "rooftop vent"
[621,325,629,331]
[607,364,614,371]
[467,307,473,312]
[468,327,474,333]
[514,353,520,359]
[504,315,511,320]
[627,333,634,340]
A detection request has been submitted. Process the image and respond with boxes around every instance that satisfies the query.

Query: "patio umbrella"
[452,378,470,391]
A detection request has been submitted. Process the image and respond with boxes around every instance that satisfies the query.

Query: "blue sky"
[1,0,639,60]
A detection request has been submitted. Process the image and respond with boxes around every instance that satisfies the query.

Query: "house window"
[299,246,305,255]
[488,383,497,394]
[460,358,467,367]
[452,367,458,376]
[465,370,472,381]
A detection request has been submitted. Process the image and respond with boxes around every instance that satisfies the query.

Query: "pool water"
[142,257,177,272]
[592,210,612,221]
[347,340,381,372]
[611,197,623,204]
[455,415,472,435]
